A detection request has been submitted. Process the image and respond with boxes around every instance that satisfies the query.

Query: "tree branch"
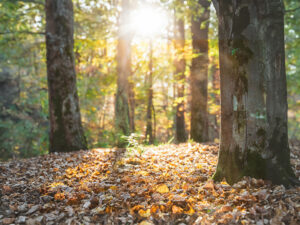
[14,0,44,6]
[0,31,45,36]
[285,6,300,13]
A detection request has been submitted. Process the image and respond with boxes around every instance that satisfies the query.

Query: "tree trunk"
[190,0,210,143]
[115,0,132,146]
[212,0,298,187]
[145,40,154,144]
[174,18,187,143]
[128,80,135,132]
[45,0,87,153]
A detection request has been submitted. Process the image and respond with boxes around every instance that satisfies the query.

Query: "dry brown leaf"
[54,192,65,201]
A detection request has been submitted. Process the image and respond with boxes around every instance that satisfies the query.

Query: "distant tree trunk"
[128,80,135,132]
[174,17,187,143]
[212,0,298,186]
[208,61,220,141]
[115,0,132,146]
[0,66,20,158]
[45,0,87,153]
[145,40,154,144]
[190,0,210,143]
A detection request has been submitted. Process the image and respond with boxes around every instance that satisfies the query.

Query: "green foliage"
[285,0,300,140]
[122,133,146,157]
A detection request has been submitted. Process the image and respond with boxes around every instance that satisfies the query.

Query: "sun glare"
[129,6,169,38]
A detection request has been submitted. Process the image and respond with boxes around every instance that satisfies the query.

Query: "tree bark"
[190,0,210,143]
[128,80,135,132]
[115,0,132,146]
[45,0,87,153]
[174,17,187,143]
[212,0,298,187]
[145,40,154,144]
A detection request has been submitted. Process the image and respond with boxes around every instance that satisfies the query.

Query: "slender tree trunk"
[190,0,210,143]
[174,17,187,143]
[208,61,220,141]
[115,0,132,146]
[128,80,135,132]
[45,0,87,153]
[212,0,298,187]
[145,40,154,144]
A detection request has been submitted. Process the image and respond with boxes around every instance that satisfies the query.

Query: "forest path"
[0,143,299,225]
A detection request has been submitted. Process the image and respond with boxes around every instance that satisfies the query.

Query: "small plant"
[121,133,146,157]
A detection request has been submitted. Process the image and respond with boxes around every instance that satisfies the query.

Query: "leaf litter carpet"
[1,143,299,225]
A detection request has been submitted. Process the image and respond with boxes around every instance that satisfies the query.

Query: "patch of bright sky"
[129,0,171,40]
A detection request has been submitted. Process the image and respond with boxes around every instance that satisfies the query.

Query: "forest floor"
[0,143,299,225]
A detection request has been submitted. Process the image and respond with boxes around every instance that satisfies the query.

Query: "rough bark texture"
[145,41,154,144]
[45,0,87,153]
[212,0,298,187]
[190,0,210,143]
[115,0,132,146]
[174,18,187,143]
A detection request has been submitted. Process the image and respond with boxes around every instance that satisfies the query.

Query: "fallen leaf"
[2,185,12,194]
[2,218,15,225]
[54,192,65,201]
[203,180,214,190]
[218,205,233,213]
[139,220,154,225]
[172,205,183,214]
[139,209,151,217]
[185,205,195,215]
[156,184,169,194]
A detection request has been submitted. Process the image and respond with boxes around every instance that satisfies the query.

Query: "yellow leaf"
[138,209,151,218]
[156,184,169,194]
[195,163,203,169]
[185,206,195,215]
[138,171,150,176]
[139,221,154,225]
[130,205,144,214]
[172,205,183,214]
[109,186,118,191]
[221,181,229,186]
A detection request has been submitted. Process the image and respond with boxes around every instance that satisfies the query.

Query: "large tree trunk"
[45,0,87,153]
[174,18,187,143]
[145,40,154,144]
[190,0,210,143]
[212,0,298,187]
[115,0,132,146]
